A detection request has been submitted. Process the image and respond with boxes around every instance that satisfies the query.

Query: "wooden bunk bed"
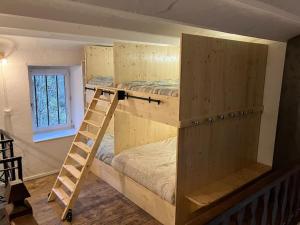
[82,33,273,225]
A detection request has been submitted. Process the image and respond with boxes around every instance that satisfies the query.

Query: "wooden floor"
[24,173,161,225]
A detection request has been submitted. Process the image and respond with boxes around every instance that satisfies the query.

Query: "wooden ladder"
[48,88,124,221]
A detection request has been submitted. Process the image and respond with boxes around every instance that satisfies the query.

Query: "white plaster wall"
[0,36,84,179]
[70,65,84,131]
[257,42,287,166]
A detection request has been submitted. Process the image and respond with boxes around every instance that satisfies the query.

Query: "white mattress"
[89,134,115,165]
[111,137,177,204]
[87,76,113,87]
[117,80,179,97]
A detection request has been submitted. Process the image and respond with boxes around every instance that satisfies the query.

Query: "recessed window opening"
[29,67,72,133]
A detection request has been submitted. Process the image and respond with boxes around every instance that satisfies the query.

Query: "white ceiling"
[0,0,299,43]
[68,0,300,41]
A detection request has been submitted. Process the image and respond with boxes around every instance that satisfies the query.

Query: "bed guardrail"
[85,87,161,105]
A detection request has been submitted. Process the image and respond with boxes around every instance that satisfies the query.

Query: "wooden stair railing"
[0,129,16,183]
[186,165,300,225]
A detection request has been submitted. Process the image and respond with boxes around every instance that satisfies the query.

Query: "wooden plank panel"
[114,42,180,84]
[85,46,113,82]
[176,34,268,225]
[176,115,264,224]
[179,34,268,120]
[186,163,271,209]
[114,111,177,155]
[116,89,179,127]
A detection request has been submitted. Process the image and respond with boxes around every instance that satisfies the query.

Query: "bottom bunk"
[90,157,175,225]
[90,133,272,225]
[90,134,177,224]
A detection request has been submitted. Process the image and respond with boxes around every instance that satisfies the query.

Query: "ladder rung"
[69,153,86,166]
[73,142,91,153]
[96,88,115,94]
[89,109,106,116]
[84,119,101,128]
[79,131,96,140]
[58,176,76,192]
[52,187,70,206]
[63,165,81,179]
[94,97,111,103]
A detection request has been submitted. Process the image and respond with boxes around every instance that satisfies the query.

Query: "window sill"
[33,128,76,143]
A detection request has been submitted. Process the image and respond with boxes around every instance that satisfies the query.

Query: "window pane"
[57,75,67,124]
[35,75,48,128]
[47,75,59,126]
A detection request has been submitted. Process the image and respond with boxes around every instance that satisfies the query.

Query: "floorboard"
[24,173,161,225]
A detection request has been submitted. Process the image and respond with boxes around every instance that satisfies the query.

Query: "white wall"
[70,65,85,131]
[257,42,287,166]
[0,36,84,179]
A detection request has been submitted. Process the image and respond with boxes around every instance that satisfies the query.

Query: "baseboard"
[23,170,59,182]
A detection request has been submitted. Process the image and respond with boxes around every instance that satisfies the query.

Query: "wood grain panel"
[114,111,177,155]
[114,42,180,84]
[85,46,114,82]
[116,89,179,126]
[176,34,268,225]
[179,34,268,120]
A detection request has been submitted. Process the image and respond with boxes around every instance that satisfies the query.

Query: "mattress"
[89,133,115,165]
[87,76,113,87]
[111,137,177,204]
[117,80,179,97]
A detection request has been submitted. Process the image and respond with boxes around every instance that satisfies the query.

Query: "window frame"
[28,67,72,134]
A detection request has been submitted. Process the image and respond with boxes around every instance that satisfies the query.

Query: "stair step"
[79,131,96,140]
[88,109,106,116]
[69,153,86,166]
[84,119,101,128]
[53,187,70,206]
[73,142,91,153]
[58,176,76,192]
[63,165,81,179]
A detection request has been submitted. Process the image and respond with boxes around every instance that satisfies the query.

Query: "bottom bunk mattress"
[92,133,115,165]
[111,137,177,204]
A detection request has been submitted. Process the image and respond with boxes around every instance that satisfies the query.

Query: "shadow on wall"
[274,35,300,169]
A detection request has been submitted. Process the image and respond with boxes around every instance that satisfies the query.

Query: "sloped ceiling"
[0,0,299,42]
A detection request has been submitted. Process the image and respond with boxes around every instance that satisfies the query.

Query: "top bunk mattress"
[117,80,179,97]
[111,137,177,204]
[86,76,113,87]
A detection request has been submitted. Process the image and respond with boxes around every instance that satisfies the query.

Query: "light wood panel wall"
[176,34,268,225]
[113,42,179,155]
[114,111,177,155]
[113,42,180,84]
[85,46,113,82]
[179,34,268,121]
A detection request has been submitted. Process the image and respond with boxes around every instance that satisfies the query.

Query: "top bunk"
[84,34,268,128]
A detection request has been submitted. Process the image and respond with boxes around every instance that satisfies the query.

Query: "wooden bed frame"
[90,158,175,225]
[83,34,285,224]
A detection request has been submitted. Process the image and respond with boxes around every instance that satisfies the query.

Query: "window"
[29,67,72,134]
